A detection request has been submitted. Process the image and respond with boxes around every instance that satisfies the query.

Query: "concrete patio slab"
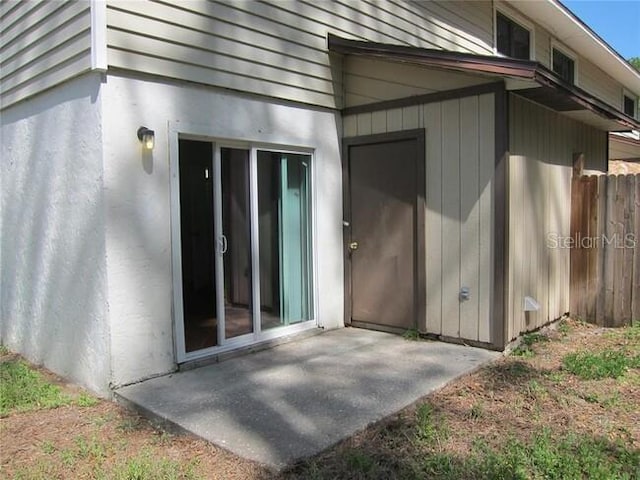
[115,328,499,468]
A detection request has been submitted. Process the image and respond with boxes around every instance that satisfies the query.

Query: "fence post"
[570,153,585,319]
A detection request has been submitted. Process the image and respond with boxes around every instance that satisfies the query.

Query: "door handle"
[349,241,359,251]
[219,235,228,254]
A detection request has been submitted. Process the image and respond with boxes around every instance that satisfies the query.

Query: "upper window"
[496,12,531,60]
[623,94,637,118]
[552,48,575,84]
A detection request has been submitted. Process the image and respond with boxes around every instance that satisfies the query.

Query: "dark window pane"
[497,13,511,56]
[624,95,636,117]
[553,48,575,84]
[512,26,530,60]
[496,12,530,60]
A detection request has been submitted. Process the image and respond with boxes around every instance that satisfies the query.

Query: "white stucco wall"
[0,73,110,395]
[102,75,344,387]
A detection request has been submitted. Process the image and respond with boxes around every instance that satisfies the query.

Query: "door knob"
[349,241,359,250]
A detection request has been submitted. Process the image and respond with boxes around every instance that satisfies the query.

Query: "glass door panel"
[257,151,312,330]
[220,148,253,340]
[178,140,218,353]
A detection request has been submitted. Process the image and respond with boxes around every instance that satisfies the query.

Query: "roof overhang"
[507,0,640,95]
[328,34,640,132]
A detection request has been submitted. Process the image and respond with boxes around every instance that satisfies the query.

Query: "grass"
[512,332,549,357]
[3,319,640,479]
[563,349,640,380]
[402,327,420,341]
[0,359,72,416]
[416,430,640,480]
[13,446,201,480]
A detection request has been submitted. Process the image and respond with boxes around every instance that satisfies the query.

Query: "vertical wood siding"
[344,92,495,344]
[0,1,92,108]
[105,0,494,109]
[507,94,607,341]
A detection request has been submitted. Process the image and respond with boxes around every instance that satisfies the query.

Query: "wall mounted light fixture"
[137,126,155,150]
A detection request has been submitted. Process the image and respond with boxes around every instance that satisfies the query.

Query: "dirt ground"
[1,319,638,479]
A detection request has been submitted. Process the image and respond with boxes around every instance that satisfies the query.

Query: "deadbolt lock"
[349,241,359,250]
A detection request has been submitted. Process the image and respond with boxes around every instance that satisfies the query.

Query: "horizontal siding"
[579,58,623,111]
[0,1,92,109]
[507,94,607,341]
[106,0,494,109]
[343,92,496,344]
[344,56,492,107]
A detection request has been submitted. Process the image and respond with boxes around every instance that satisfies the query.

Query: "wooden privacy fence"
[570,157,640,326]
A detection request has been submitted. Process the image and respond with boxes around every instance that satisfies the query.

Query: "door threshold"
[350,320,412,336]
[178,326,325,372]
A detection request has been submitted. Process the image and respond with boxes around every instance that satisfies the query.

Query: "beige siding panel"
[0,1,91,108]
[344,57,492,107]
[1,11,89,71]
[535,25,551,67]
[507,94,605,338]
[343,115,357,137]
[107,1,325,59]
[106,9,332,80]
[107,49,335,107]
[478,93,494,342]
[441,99,461,338]
[386,108,403,132]
[378,0,493,53]
[0,0,26,19]
[1,0,62,41]
[311,0,492,53]
[107,0,497,108]
[580,59,622,110]
[356,113,372,136]
[107,31,334,95]
[2,36,90,92]
[402,105,420,129]
[1,53,91,108]
[343,91,495,343]
[425,102,443,335]
[345,73,435,105]
[371,110,387,134]
[459,96,480,341]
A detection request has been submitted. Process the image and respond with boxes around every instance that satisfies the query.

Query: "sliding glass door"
[177,141,314,359]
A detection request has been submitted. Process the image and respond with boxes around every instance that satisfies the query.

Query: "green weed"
[417,430,640,479]
[403,328,420,341]
[76,391,100,407]
[512,332,548,357]
[0,360,71,415]
[110,450,200,480]
[415,403,448,446]
[468,403,484,420]
[563,349,638,380]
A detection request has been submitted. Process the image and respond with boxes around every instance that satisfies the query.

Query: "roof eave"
[328,34,640,131]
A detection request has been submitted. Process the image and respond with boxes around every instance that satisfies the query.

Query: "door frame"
[342,129,426,332]
[169,123,319,364]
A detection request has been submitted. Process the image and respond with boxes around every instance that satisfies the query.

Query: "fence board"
[570,172,638,326]
[633,175,640,321]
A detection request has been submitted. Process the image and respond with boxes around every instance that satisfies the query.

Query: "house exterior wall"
[0,73,110,395]
[496,1,631,113]
[343,56,494,107]
[104,0,494,110]
[0,0,93,109]
[344,91,496,346]
[507,94,607,341]
[102,74,344,387]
